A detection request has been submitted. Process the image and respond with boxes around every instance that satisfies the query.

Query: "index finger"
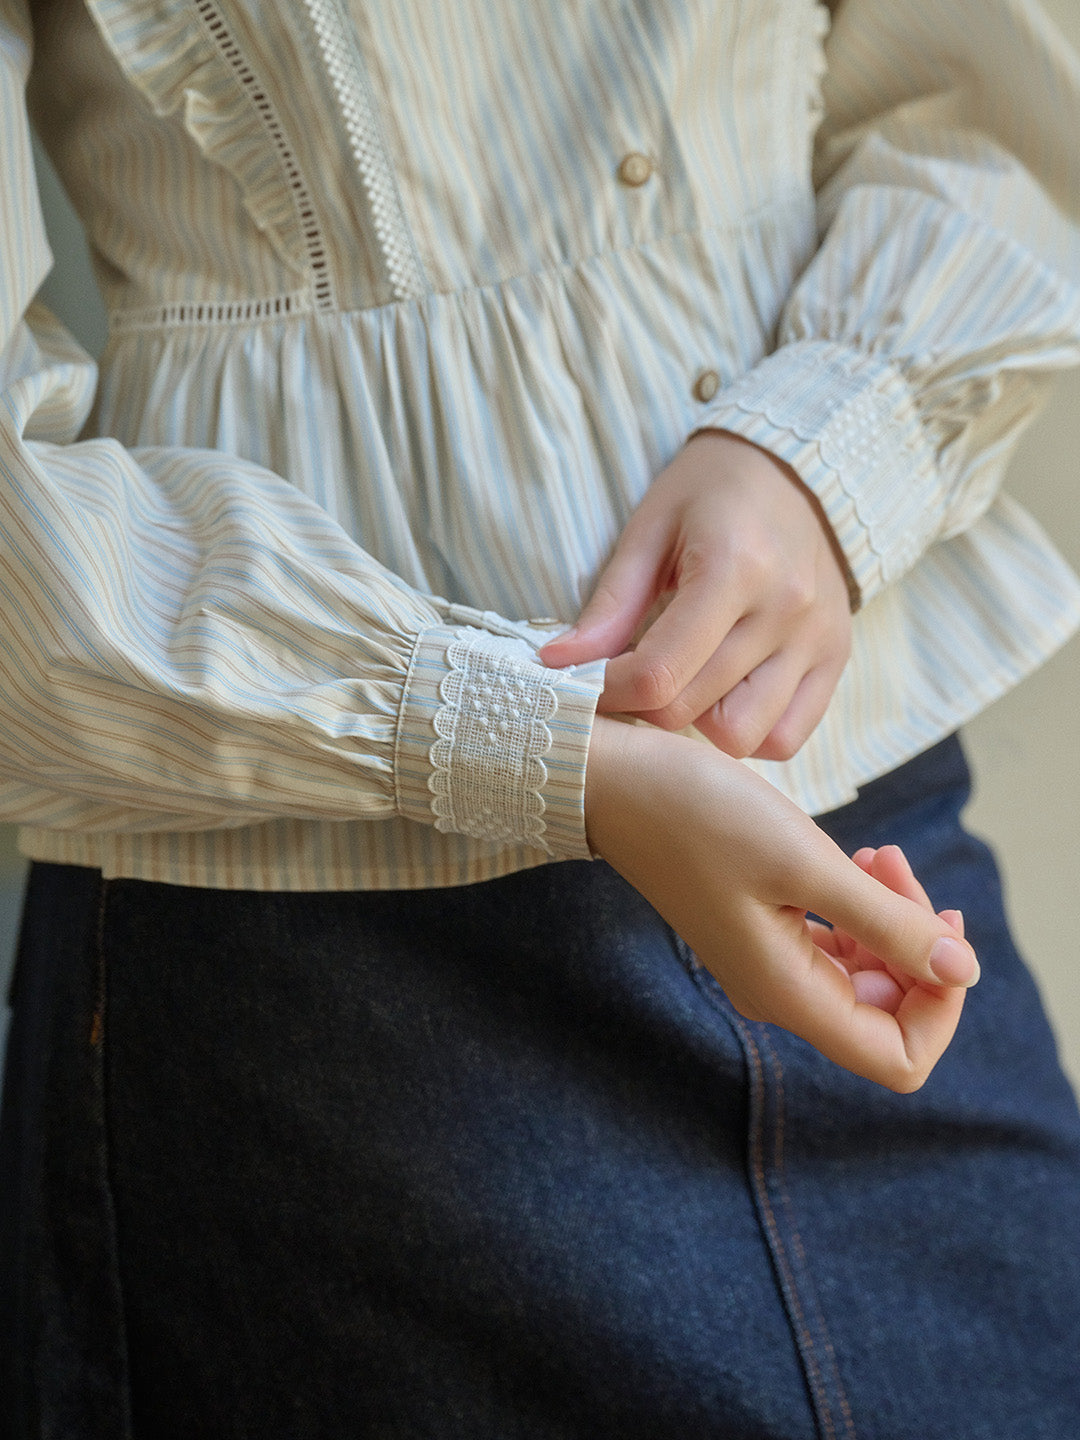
[598,575,747,715]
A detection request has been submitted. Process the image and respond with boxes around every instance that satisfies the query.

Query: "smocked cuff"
[394,624,606,859]
[695,340,943,608]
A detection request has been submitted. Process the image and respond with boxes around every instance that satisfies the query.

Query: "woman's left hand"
[540,429,853,761]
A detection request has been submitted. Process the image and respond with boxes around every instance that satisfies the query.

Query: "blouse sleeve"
[696,0,1080,609]
[0,3,605,858]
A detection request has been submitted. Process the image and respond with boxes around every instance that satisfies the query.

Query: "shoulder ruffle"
[86,0,313,283]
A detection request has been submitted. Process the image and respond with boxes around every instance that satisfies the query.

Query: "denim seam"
[90,881,108,1053]
[91,878,135,1440]
[759,1027,858,1440]
[735,1015,845,1440]
[674,931,856,1440]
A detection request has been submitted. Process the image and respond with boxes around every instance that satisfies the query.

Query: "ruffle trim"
[86,0,326,296]
[805,3,832,131]
[769,0,832,179]
[429,629,557,853]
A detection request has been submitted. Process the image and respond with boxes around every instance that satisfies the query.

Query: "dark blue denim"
[3,735,1080,1439]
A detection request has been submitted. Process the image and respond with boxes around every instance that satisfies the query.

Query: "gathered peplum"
[2,0,1078,887]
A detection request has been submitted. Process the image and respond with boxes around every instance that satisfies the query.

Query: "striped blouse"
[1,0,1079,889]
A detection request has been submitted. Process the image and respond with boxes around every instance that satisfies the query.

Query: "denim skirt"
[3,734,1080,1439]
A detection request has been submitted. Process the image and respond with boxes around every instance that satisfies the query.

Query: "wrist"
[689,429,858,613]
[585,719,731,870]
[583,716,636,858]
[585,718,681,862]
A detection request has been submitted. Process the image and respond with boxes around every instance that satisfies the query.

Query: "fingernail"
[883,843,912,874]
[929,936,980,987]
[541,627,576,650]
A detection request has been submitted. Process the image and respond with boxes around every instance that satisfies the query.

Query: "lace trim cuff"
[395,623,606,859]
[695,340,942,608]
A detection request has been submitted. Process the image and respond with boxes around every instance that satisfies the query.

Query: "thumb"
[809,844,980,990]
[539,525,668,666]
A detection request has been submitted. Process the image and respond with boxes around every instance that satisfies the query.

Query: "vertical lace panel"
[302,0,428,303]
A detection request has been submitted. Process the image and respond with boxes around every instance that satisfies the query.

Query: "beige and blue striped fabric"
[0,0,1078,889]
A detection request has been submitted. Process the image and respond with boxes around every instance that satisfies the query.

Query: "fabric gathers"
[1,0,1079,889]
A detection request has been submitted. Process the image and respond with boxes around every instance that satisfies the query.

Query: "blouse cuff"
[394,619,606,859]
[695,340,942,608]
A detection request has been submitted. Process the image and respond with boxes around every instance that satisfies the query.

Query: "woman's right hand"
[583,717,976,1092]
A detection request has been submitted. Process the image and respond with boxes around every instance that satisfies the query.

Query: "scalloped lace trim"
[718,344,934,583]
[429,631,556,852]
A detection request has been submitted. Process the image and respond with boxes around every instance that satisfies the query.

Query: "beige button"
[692,369,720,403]
[617,152,653,187]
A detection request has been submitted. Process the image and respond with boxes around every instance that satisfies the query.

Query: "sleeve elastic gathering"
[696,0,1080,610]
[0,3,604,859]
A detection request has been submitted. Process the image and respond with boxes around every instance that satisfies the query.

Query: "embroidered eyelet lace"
[429,630,558,853]
[301,0,427,302]
[191,0,338,309]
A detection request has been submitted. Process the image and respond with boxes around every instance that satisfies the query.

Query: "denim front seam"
[678,932,858,1440]
[0,866,133,1440]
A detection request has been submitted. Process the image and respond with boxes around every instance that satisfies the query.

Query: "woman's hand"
[584,718,975,1092]
[817,843,966,1015]
[540,430,852,761]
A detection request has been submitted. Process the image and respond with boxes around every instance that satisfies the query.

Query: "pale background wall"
[941,0,1080,1088]
[2,0,1079,1086]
